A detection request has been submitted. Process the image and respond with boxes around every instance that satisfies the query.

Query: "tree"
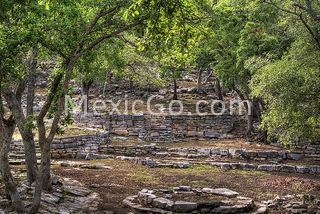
[0,1,39,211]
[205,0,290,134]
[1,1,202,213]
[251,0,320,146]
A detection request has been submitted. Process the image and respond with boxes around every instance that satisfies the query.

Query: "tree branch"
[83,19,145,53]
[39,38,68,60]
[37,73,63,125]
[298,13,320,49]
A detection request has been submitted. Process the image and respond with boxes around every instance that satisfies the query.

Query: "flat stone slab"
[57,161,112,170]
[202,188,239,198]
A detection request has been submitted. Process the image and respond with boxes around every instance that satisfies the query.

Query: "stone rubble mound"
[124,187,320,213]
[0,175,101,214]
[123,186,265,214]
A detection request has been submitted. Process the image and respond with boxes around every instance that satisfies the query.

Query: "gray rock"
[198,148,211,156]
[287,153,304,160]
[152,197,174,210]
[138,192,157,205]
[212,205,239,213]
[80,164,112,170]
[58,206,71,214]
[243,163,257,170]
[280,165,296,173]
[173,162,190,168]
[176,186,192,192]
[257,165,274,172]
[159,89,168,96]
[51,175,62,185]
[254,205,268,214]
[204,132,219,138]
[173,201,198,213]
[42,193,60,204]
[63,185,91,197]
[202,188,239,198]
[198,201,222,209]
[75,152,87,159]
[296,166,310,174]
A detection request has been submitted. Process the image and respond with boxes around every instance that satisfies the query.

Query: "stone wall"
[51,134,109,159]
[10,133,109,160]
[106,114,235,142]
[102,144,320,162]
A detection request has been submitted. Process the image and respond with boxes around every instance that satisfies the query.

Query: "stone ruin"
[124,186,320,214]
[123,186,266,213]
[78,114,236,142]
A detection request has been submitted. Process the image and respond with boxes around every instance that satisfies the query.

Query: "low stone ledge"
[209,162,320,175]
[113,155,320,175]
[101,144,320,162]
[55,160,113,170]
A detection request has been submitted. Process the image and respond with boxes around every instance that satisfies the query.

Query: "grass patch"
[228,169,268,177]
[13,125,99,140]
[129,171,160,184]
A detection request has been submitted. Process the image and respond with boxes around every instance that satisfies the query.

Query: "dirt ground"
[53,159,320,213]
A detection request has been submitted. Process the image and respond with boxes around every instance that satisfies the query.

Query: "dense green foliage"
[1,0,320,212]
[251,0,320,145]
[1,0,320,149]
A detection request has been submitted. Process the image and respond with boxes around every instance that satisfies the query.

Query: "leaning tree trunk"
[0,86,25,213]
[81,80,93,112]
[197,69,203,93]
[3,88,38,185]
[0,133,25,213]
[38,57,76,193]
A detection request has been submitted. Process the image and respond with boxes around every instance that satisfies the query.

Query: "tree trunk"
[173,76,178,100]
[38,138,51,191]
[0,85,25,213]
[246,107,254,135]
[25,47,38,184]
[0,134,25,213]
[81,80,93,111]
[28,137,50,214]
[23,133,37,184]
[215,78,223,101]
[40,56,78,190]
[197,69,203,93]
[27,47,37,117]
[29,73,64,213]
[3,89,38,185]
[233,87,254,135]
[252,97,262,121]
